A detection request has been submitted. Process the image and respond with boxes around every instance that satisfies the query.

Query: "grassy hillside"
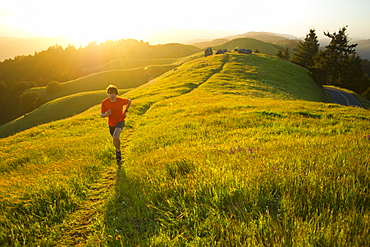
[1,53,369,246]
[1,54,204,138]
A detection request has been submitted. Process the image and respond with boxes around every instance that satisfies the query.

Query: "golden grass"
[1,53,369,246]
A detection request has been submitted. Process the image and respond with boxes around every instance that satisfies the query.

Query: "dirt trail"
[54,56,231,245]
[56,128,135,246]
[55,165,118,246]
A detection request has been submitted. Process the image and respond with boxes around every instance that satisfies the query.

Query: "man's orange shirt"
[101,97,130,127]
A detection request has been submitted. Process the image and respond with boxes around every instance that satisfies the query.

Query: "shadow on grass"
[103,165,159,246]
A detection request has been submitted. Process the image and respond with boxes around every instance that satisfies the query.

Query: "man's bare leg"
[113,128,122,162]
[112,128,122,151]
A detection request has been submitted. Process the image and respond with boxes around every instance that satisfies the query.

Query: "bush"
[46,81,63,94]
[19,91,46,113]
[19,91,40,112]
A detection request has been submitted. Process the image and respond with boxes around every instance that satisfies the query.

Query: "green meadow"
[0,53,369,246]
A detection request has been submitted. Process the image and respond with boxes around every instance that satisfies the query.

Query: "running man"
[101,85,132,163]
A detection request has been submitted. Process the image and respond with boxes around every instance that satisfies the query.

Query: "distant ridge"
[213,38,280,55]
[224,31,298,41]
[0,36,83,61]
[2,31,370,61]
[190,31,298,49]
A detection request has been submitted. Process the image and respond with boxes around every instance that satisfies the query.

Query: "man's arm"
[123,99,132,118]
[100,109,111,118]
[124,99,132,113]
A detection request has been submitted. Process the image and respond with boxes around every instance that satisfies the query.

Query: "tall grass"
[1,53,369,246]
[103,94,369,246]
[99,54,369,246]
[0,106,116,245]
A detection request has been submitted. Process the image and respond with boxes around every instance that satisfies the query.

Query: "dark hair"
[106,85,118,95]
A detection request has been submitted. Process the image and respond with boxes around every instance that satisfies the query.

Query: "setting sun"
[1,0,155,44]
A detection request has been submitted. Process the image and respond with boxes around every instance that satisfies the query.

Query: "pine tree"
[314,26,357,87]
[276,49,284,59]
[276,48,290,60]
[313,26,370,94]
[283,48,290,60]
[344,54,370,93]
[292,29,319,68]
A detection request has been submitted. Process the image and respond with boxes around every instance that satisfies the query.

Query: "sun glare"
[2,0,157,45]
[2,0,370,44]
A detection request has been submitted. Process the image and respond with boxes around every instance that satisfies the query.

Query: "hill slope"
[1,53,327,138]
[0,90,114,138]
[1,54,369,246]
[31,65,178,101]
[102,53,369,246]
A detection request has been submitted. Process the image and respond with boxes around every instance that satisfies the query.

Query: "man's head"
[106,85,118,95]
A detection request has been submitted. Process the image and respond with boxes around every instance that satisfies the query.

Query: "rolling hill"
[191,32,298,49]
[0,36,83,61]
[0,51,328,138]
[0,90,111,138]
[0,64,177,138]
[31,65,179,101]
[1,53,369,246]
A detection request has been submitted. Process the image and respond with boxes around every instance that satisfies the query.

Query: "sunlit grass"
[0,107,116,245]
[1,53,369,246]
[105,92,369,246]
[29,64,177,102]
[100,54,369,246]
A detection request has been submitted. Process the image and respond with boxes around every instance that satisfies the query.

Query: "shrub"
[46,81,63,94]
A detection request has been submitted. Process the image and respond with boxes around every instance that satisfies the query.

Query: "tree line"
[278,26,370,99]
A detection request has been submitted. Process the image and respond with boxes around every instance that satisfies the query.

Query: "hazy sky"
[1,0,369,44]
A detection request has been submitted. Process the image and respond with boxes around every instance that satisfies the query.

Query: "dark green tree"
[314,26,357,87]
[292,29,319,68]
[283,48,290,60]
[343,54,370,93]
[46,81,63,94]
[19,91,41,113]
[276,47,290,60]
[276,49,283,59]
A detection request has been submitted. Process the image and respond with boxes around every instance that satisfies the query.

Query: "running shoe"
[116,151,122,163]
